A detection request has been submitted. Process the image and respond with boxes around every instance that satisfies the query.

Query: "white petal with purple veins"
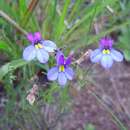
[90,49,102,63]
[36,49,49,63]
[111,49,123,62]
[47,67,59,81]
[101,55,113,69]
[42,40,57,52]
[23,45,36,61]
[65,67,74,80]
[58,72,67,86]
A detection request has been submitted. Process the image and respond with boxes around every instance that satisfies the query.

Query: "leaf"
[19,0,27,17]
[0,40,10,50]
[85,124,95,130]
[124,49,130,61]
[54,0,70,40]
[0,59,28,80]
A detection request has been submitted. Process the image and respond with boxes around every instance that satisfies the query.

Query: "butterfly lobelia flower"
[47,51,74,86]
[90,37,123,69]
[23,32,57,63]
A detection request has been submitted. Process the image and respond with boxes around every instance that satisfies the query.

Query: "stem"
[0,10,28,35]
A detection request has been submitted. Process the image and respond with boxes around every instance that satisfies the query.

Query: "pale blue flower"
[90,37,123,69]
[23,32,57,63]
[47,52,74,86]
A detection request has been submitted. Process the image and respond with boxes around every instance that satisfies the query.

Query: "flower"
[23,32,57,63]
[90,37,123,69]
[47,52,74,86]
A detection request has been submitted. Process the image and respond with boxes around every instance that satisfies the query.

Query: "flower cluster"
[23,32,74,86]
[23,32,124,86]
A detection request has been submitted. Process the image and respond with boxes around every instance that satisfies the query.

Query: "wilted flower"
[23,32,57,63]
[90,37,123,69]
[26,84,38,105]
[26,93,35,105]
[47,51,74,86]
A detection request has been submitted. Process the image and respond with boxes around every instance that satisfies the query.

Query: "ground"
[53,58,130,130]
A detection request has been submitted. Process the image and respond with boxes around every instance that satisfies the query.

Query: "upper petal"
[110,49,123,62]
[90,49,102,63]
[101,55,113,69]
[34,32,42,41]
[56,50,64,65]
[58,72,67,86]
[36,49,49,63]
[65,67,74,80]
[47,67,58,81]
[58,55,65,66]
[65,56,71,66]
[23,45,36,61]
[41,40,57,52]
[27,33,34,43]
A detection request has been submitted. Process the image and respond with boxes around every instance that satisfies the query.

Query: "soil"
[57,60,130,130]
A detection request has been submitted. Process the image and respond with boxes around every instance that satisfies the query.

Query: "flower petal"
[90,49,102,63]
[58,72,67,86]
[36,49,49,63]
[58,55,65,65]
[27,33,34,43]
[101,55,113,69]
[65,56,71,66]
[65,67,74,80]
[34,32,42,41]
[111,49,123,62]
[99,37,113,49]
[56,50,64,65]
[23,45,36,61]
[42,40,57,52]
[47,67,58,81]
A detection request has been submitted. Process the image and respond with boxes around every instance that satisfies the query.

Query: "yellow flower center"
[59,65,65,72]
[102,49,110,54]
[35,43,43,49]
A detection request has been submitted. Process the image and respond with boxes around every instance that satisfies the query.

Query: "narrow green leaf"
[0,59,28,80]
[68,0,82,22]
[19,0,27,17]
[0,40,10,50]
[55,0,70,40]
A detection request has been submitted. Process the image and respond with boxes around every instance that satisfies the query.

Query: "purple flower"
[90,37,123,69]
[23,32,57,63]
[47,52,74,86]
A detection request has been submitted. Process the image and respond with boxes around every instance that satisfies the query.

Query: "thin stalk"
[0,10,28,35]
[91,92,127,130]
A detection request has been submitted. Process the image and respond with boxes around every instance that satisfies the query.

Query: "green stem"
[0,10,28,35]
